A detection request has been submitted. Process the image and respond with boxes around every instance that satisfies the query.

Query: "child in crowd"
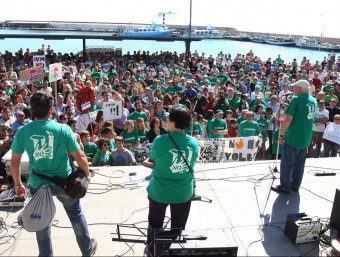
[228,119,239,138]
[92,139,113,166]
[80,130,98,166]
[257,110,269,159]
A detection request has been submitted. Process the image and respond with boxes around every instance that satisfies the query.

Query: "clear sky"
[2,0,340,39]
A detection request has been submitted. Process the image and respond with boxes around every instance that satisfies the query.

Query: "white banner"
[323,123,340,145]
[33,55,46,68]
[74,111,99,133]
[103,100,123,120]
[130,137,261,165]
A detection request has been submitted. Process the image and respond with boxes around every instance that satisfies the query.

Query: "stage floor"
[1,157,339,256]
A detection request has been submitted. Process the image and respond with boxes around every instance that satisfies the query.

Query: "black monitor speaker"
[330,188,340,232]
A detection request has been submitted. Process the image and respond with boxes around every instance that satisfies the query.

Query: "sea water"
[0,29,334,63]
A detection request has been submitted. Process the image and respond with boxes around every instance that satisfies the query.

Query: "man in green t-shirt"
[271,80,317,194]
[237,111,261,137]
[208,110,228,138]
[10,91,97,256]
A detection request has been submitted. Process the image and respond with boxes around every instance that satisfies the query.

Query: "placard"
[323,123,340,145]
[75,87,95,113]
[19,68,44,82]
[33,55,46,68]
[103,100,123,120]
[48,63,62,83]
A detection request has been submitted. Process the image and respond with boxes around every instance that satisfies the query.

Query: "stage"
[0,157,339,256]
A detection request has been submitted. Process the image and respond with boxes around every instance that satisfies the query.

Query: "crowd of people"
[0,46,339,174]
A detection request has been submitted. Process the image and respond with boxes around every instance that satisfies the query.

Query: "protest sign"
[33,55,46,68]
[323,123,340,145]
[103,100,123,120]
[48,63,62,82]
[75,87,95,113]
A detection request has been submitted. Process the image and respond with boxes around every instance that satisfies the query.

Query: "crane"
[158,12,176,28]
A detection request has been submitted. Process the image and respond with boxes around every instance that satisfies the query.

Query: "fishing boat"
[265,35,296,46]
[183,26,222,38]
[251,35,267,44]
[226,33,251,41]
[296,37,340,52]
[122,21,175,37]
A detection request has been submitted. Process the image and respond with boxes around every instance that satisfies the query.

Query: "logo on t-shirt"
[30,131,54,161]
[169,147,193,174]
[306,103,316,120]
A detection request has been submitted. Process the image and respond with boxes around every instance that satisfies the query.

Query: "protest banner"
[103,100,123,120]
[19,69,30,81]
[76,87,95,113]
[323,123,340,145]
[129,137,261,165]
[48,63,62,83]
[33,55,46,68]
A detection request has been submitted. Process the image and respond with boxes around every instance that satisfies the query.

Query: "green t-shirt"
[147,132,199,204]
[109,139,117,151]
[256,118,269,140]
[324,94,338,104]
[83,142,98,159]
[185,122,203,136]
[137,129,149,143]
[217,73,228,85]
[120,130,139,145]
[208,118,227,138]
[11,120,79,188]
[128,111,149,122]
[165,86,177,95]
[237,117,246,124]
[284,93,317,149]
[322,85,333,94]
[237,120,261,137]
[92,150,113,166]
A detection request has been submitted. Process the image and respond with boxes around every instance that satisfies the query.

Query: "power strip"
[315,172,336,176]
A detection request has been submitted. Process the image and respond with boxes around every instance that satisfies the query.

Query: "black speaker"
[330,188,340,233]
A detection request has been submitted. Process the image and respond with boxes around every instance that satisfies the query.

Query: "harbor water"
[0,29,335,63]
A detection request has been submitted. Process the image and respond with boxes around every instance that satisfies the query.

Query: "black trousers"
[148,196,191,237]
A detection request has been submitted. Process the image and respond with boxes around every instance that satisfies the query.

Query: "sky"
[2,0,340,39]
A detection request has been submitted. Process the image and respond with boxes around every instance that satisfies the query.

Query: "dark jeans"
[148,196,191,238]
[30,185,92,257]
[280,143,307,192]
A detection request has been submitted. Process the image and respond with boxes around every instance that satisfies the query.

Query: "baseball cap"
[291,79,310,90]
[271,95,278,99]
[215,109,224,115]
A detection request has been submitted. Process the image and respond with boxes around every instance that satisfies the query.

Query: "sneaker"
[89,238,97,256]
[271,185,290,194]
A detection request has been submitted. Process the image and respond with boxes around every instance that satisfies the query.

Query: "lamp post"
[321,14,326,42]
[185,0,192,54]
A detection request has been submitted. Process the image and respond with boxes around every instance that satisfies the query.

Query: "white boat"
[122,21,175,37]
[226,33,251,41]
[184,26,222,38]
[251,35,267,43]
[296,37,340,52]
[265,35,296,46]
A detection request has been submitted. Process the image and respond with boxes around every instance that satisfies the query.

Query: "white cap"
[291,79,310,90]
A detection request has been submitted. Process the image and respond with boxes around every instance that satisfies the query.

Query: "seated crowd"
[0,46,339,175]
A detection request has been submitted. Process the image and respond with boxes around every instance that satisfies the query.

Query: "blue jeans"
[29,185,92,257]
[323,141,339,157]
[280,143,307,192]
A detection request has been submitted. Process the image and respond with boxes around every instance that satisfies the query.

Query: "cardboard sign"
[28,66,44,82]
[48,63,62,82]
[33,55,46,68]
[103,100,123,120]
[19,68,44,82]
[76,87,95,113]
[323,123,340,145]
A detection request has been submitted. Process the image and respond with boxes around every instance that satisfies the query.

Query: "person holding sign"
[323,114,340,157]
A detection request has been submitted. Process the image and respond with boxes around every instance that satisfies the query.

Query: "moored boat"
[265,36,296,46]
[122,21,175,37]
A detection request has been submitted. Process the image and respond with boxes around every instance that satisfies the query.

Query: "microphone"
[192,194,212,203]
